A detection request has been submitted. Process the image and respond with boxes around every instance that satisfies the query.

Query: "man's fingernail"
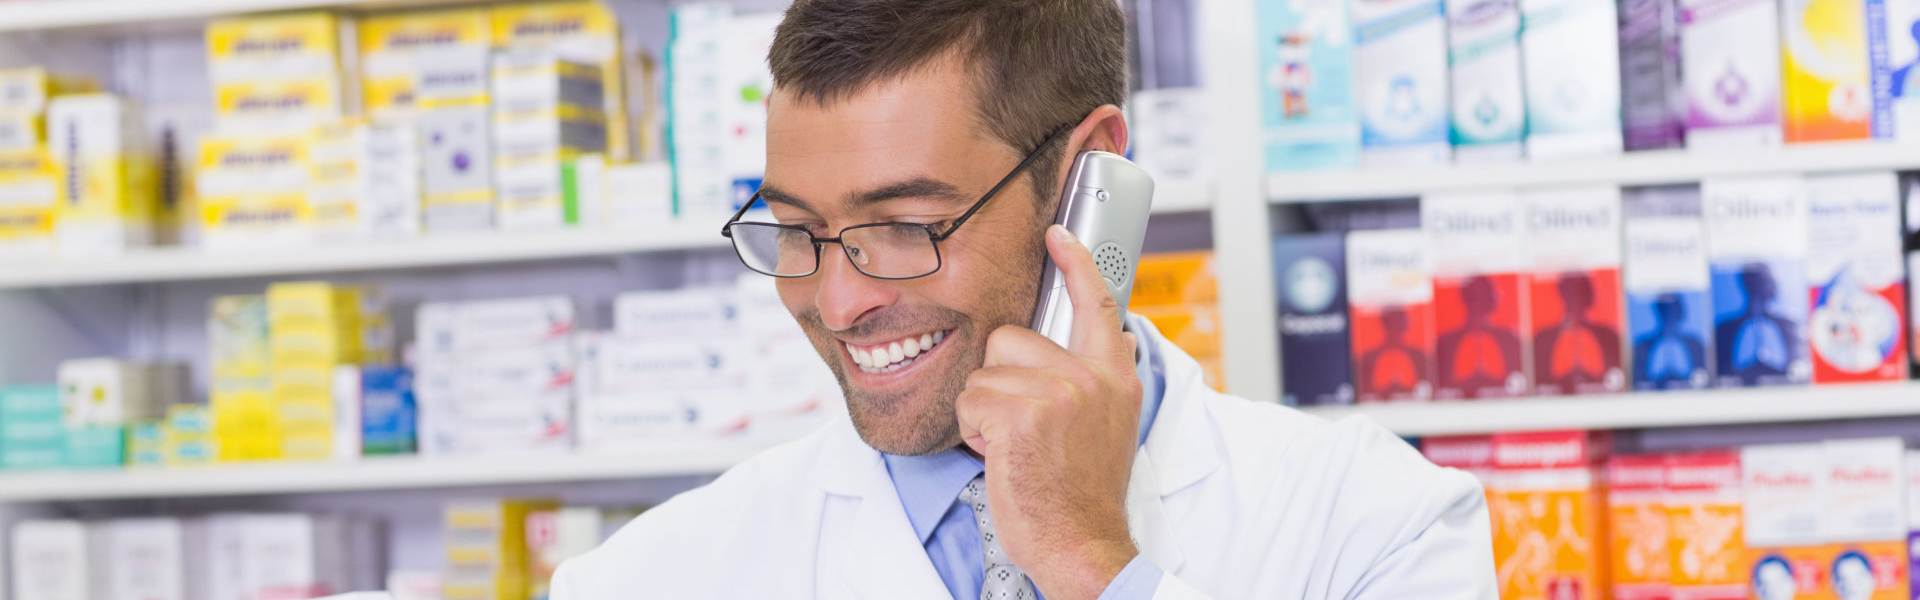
[1049,225,1075,243]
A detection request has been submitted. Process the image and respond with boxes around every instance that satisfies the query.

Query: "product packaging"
[1345,228,1435,401]
[359,8,494,122]
[1780,0,1881,142]
[1743,443,1829,600]
[491,1,630,162]
[1522,0,1626,158]
[1274,233,1355,405]
[1131,251,1227,390]
[1821,438,1909,600]
[1351,0,1452,165]
[1425,190,1531,398]
[204,12,352,133]
[490,51,607,230]
[612,287,742,339]
[1624,185,1715,390]
[0,67,98,114]
[0,148,59,258]
[415,295,576,354]
[357,122,423,238]
[196,131,314,250]
[1805,172,1910,383]
[1664,450,1745,600]
[1258,0,1362,170]
[443,499,556,600]
[1888,0,1920,140]
[1618,0,1688,150]
[9,520,90,600]
[1528,186,1628,395]
[99,518,187,600]
[360,366,417,455]
[414,47,494,232]
[1490,430,1609,600]
[47,94,156,256]
[1446,0,1527,161]
[1702,176,1813,387]
[1608,454,1671,600]
[1680,0,1784,147]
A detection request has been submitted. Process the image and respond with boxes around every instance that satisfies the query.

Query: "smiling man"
[551,0,1495,598]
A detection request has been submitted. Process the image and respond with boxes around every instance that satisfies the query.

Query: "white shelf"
[1267,141,1920,203]
[1299,382,1920,436]
[0,438,785,502]
[0,220,730,290]
[0,0,464,32]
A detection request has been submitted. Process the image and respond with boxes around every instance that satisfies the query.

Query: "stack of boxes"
[1487,430,1609,600]
[209,294,276,461]
[443,498,556,600]
[490,2,629,163]
[416,296,578,455]
[0,385,64,469]
[209,282,388,462]
[575,287,751,451]
[1129,251,1226,391]
[269,282,367,461]
[666,4,778,216]
[489,51,607,230]
[56,359,189,469]
[48,93,158,257]
[0,68,88,258]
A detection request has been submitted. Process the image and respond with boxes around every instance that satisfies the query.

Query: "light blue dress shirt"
[882,315,1168,600]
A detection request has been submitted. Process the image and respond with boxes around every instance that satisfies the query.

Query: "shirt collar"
[882,313,1169,544]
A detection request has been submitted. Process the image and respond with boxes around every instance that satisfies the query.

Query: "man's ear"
[1072,104,1130,157]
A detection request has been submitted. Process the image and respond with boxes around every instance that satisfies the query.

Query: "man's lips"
[842,329,953,374]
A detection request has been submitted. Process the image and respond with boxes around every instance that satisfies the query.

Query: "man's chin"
[842,390,963,456]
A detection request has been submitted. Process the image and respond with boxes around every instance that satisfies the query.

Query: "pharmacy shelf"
[1267,141,1920,203]
[0,0,467,32]
[0,438,787,502]
[1299,382,1920,436]
[0,220,730,290]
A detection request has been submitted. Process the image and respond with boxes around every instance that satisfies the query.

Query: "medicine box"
[443,498,556,600]
[1490,430,1607,600]
[100,518,187,600]
[196,131,315,250]
[1527,186,1627,395]
[356,122,422,238]
[1663,450,1745,600]
[1425,191,1531,398]
[1274,233,1354,405]
[0,67,98,114]
[576,391,701,451]
[414,47,495,232]
[1703,176,1813,387]
[47,94,157,256]
[576,335,747,395]
[209,294,272,393]
[0,148,58,259]
[359,7,494,121]
[1624,185,1715,391]
[1680,0,1783,147]
[1521,0,1625,159]
[415,296,576,354]
[1446,0,1526,161]
[1350,0,1450,166]
[9,520,91,600]
[1888,0,1920,140]
[613,287,743,339]
[491,1,630,161]
[1781,0,1878,142]
[1821,438,1908,600]
[1618,0,1687,150]
[491,52,608,231]
[416,389,572,456]
[1805,172,1910,383]
[601,161,670,225]
[1345,228,1434,402]
[1606,454,1671,600]
[204,12,348,133]
[1257,0,1361,170]
[1743,443,1829,600]
[58,358,160,427]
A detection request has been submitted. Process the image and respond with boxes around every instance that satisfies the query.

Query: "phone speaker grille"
[1093,242,1131,286]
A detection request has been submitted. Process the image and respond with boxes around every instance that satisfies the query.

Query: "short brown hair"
[768,0,1128,201]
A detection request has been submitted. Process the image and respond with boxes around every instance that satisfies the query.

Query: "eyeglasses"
[721,125,1072,280]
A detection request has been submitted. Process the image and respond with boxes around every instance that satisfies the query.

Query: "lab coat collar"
[808,323,1221,594]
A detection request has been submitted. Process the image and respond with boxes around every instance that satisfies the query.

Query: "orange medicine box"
[1610,454,1672,600]
[1819,438,1908,600]
[1491,430,1610,600]
[1665,451,1746,600]
[1742,443,1828,600]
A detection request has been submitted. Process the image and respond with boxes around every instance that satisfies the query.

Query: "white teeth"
[849,343,869,367]
[888,342,904,363]
[870,348,888,368]
[904,337,921,358]
[848,330,952,373]
[934,330,944,344]
[919,333,933,350]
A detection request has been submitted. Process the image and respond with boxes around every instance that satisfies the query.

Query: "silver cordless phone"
[1029,151,1155,347]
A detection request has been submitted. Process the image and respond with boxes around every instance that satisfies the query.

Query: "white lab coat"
[551,329,1497,599]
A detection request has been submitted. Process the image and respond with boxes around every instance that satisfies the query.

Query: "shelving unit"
[1266,142,1920,203]
[0,436,793,502]
[1300,382,1920,436]
[0,0,462,32]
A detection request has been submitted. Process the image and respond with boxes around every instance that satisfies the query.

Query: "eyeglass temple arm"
[720,192,765,237]
[933,125,1075,241]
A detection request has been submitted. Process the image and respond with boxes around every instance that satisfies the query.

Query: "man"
[552,0,1495,598]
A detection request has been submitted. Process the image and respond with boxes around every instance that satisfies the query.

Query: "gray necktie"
[961,474,1037,600]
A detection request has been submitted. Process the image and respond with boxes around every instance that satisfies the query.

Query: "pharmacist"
[551,0,1495,598]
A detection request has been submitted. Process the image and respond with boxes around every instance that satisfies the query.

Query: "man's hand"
[957,224,1146,600]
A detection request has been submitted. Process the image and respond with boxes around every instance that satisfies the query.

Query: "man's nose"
[814,244,897,332]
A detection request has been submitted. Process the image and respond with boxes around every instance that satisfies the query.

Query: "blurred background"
[0,0,1914,598]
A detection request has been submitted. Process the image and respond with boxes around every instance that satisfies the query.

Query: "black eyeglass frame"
[720,124,1075,280]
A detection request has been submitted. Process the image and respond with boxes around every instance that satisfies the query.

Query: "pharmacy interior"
[0,0,1917,597]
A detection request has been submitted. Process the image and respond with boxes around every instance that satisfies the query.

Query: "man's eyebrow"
[850,178,970,207]
[757,184,814,213]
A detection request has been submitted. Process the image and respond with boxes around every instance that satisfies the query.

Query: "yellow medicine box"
[0,148,58,258]
[361,8,494,121]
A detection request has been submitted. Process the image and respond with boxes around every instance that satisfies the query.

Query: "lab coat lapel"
[1125,329,1226,577]
[813,420,951,600]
